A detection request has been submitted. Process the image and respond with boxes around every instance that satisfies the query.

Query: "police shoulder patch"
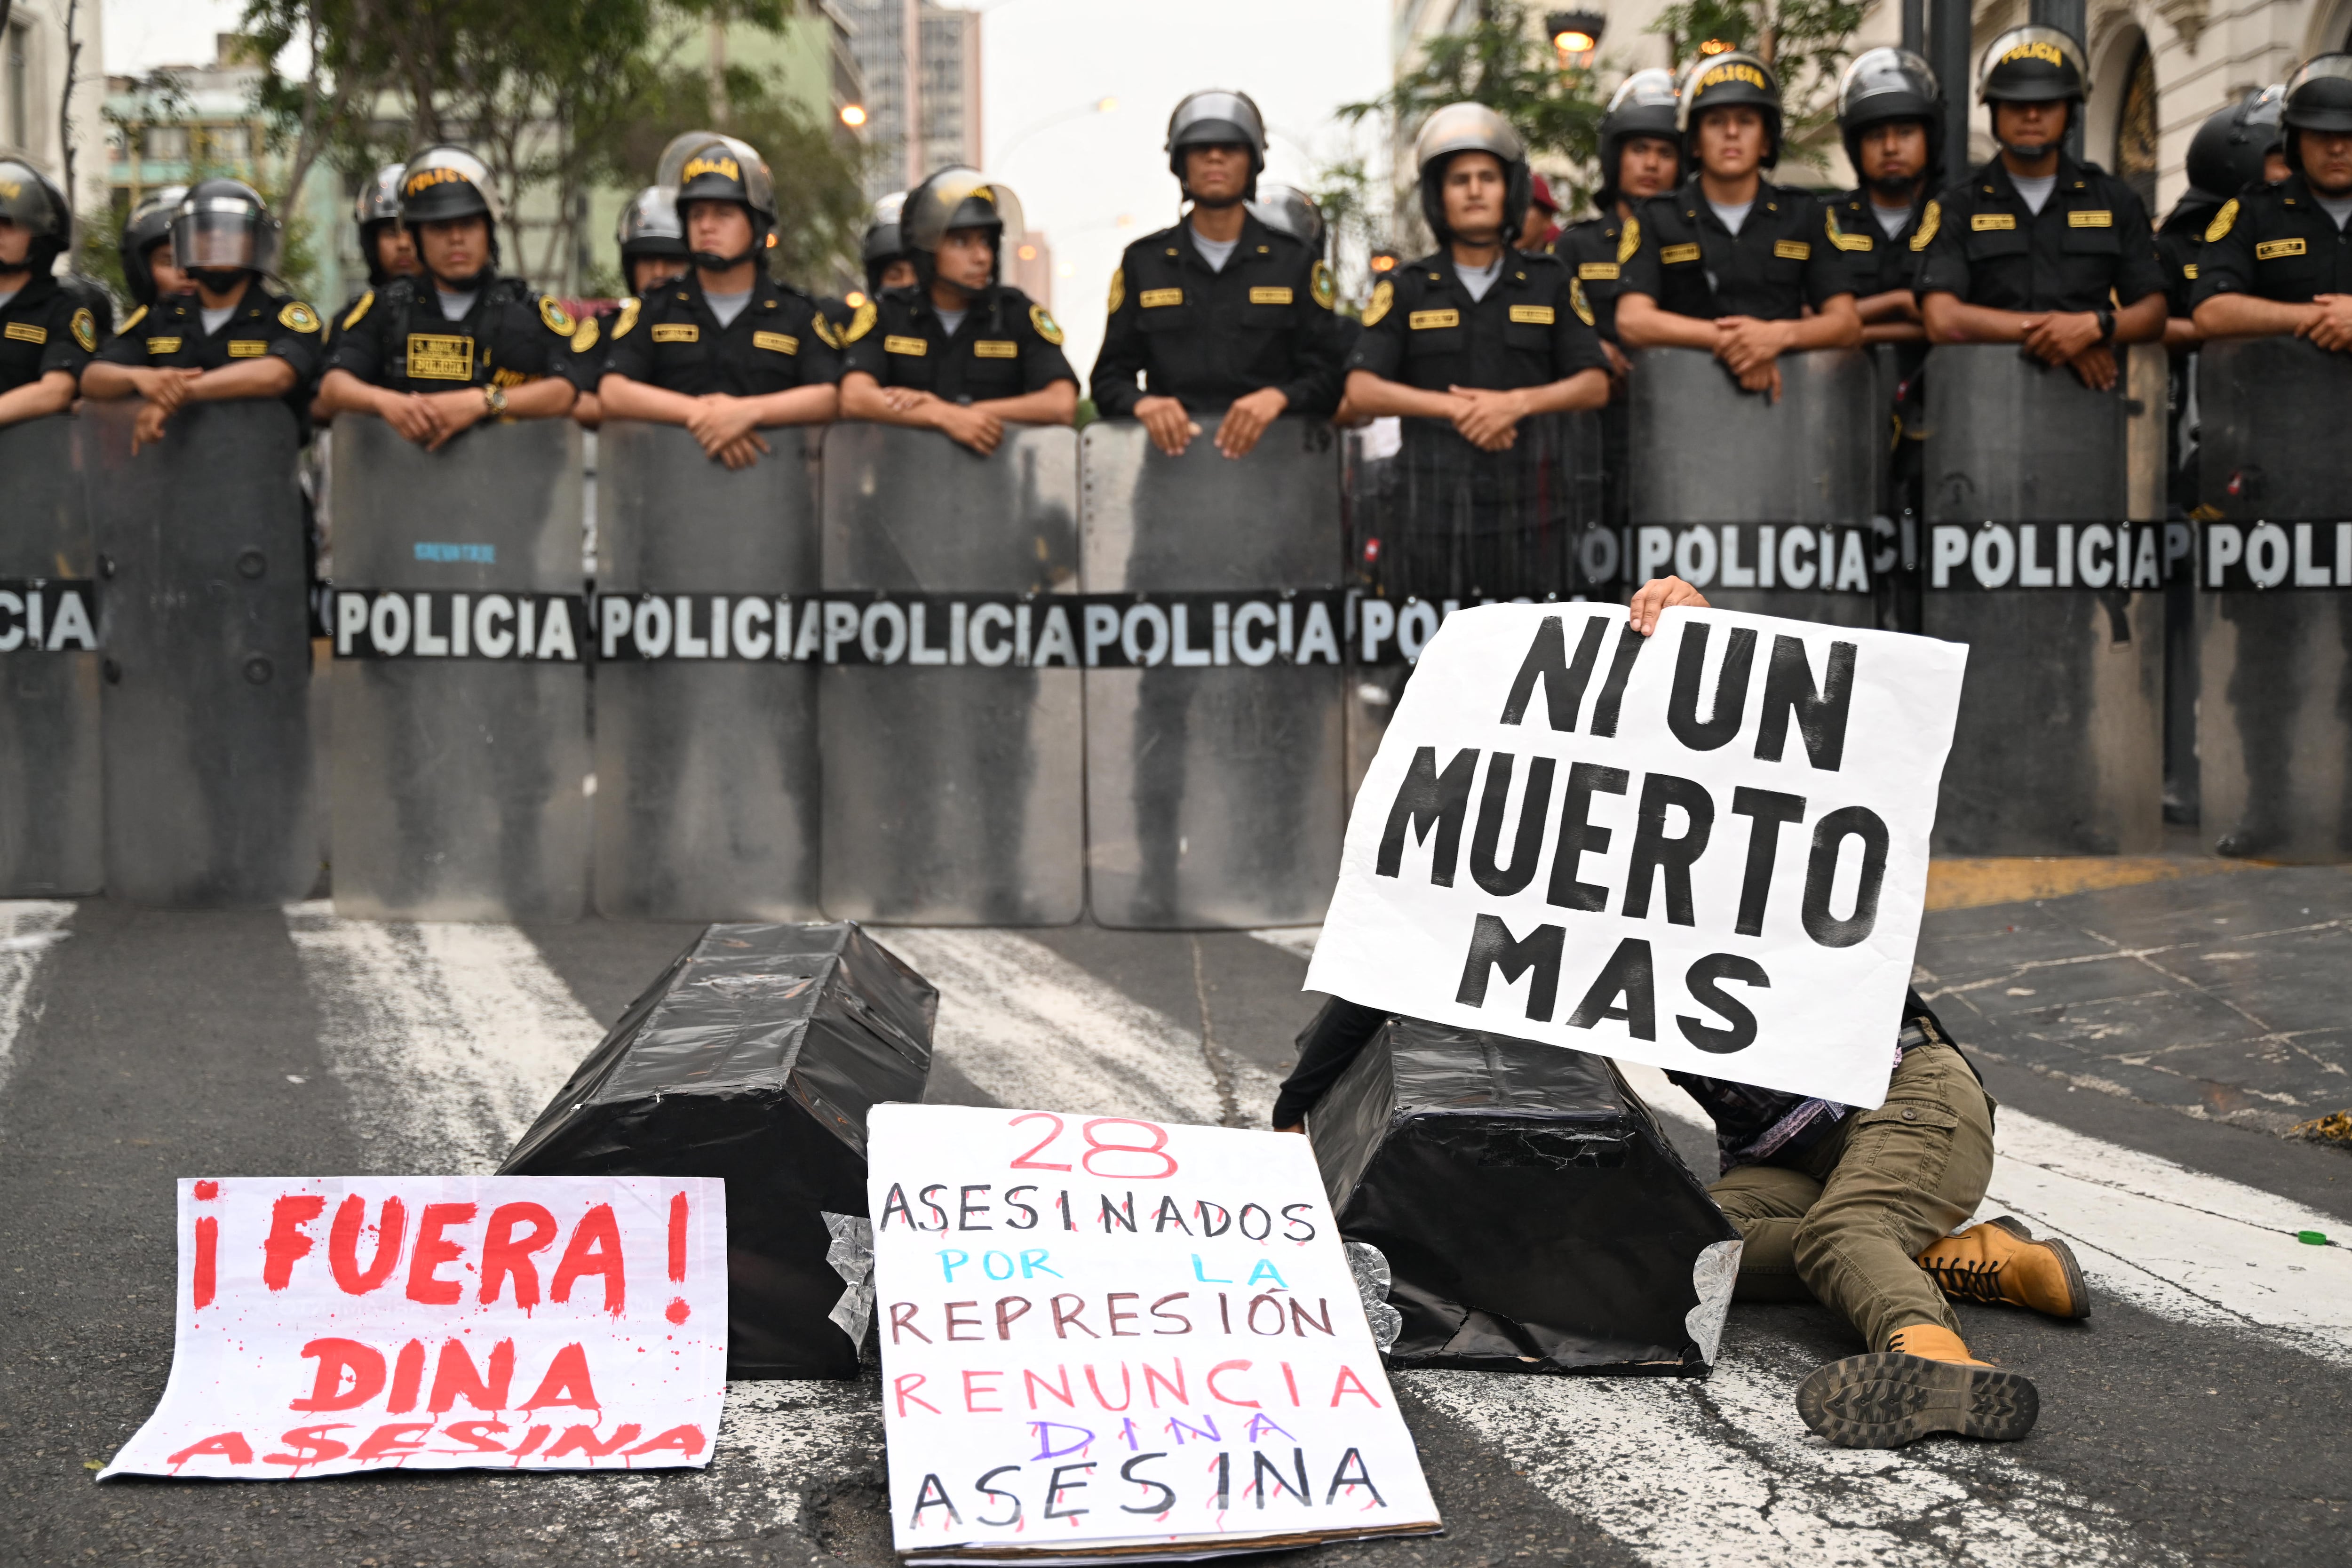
[1030,304,1064,346]
[571,316,600,354]
[1569,277,1595,327]
[279,300,321,335]
[343,291,375,331]
[1107,266,1126,315]
[1363,278,1394,327]
[70,307,96,353]
[844,298,877,343]
[120,304,148,334]
[2206,197,2239,244]
[1311,260,1335,310]
[1617,215,1640,265]
[539,296,576,336]
[1909,199,1941,251]
[613,297,641,340]
[811,311,842,350]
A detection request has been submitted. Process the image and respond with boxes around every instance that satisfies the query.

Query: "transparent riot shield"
[329,415,589,920]
[593,422,822,920]
[1341,411,1608,798]
[1919,343,2165,855]
[2193,338,2352,861]
[1626,346,1881,628]
[818,424,1082,925]
[0,416,103,896]
[84,399,318,907]
[1081,415,1345,928]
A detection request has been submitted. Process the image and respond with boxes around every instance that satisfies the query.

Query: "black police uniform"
[2191,173,2352,305]
[325,273,578,394]
[1550,213,1637,343]
[0,271,99,392]
[2155,195,2223,319]
[97,284,326,430]
[1346,248,1608,602]
[600,271,844,394]
[1913,153,2166,312]
[1621,180,1857,319]
[842,284,1075,399]
[1089,212,1350,416]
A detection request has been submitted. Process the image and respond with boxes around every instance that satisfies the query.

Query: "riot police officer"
[1618,53,1862,398]
[117,185,191,313]
[2160,89,2286,350]
[571,184,695,430]
[861,191,916,298]
[2192,56,2352,349]
[82,180,324,447]
[598,140,841,466]
[1555,69,1682,362]
[354,164,420,293]
[1915,26,2166,390]
[317,145,579,448]
[1090,90,1350,458]
[1828,49,1943,348]
[840,167,1076,455]
[0,161,96,428]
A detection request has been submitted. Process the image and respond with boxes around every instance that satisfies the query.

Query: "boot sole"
[1986,1215,2093,1319]
[1796,1352,2040,1449]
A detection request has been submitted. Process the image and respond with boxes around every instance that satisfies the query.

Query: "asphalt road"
[3,862,2349,1567]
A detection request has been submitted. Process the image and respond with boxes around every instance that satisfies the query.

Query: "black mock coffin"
[502,921,935,1377]
[1308,1016,1740,1375]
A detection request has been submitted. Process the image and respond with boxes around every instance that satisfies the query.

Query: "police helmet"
[1413,102,1532,243]
[861,190,910,292]
[1681,51,1784,167]
[171,178,279,275]
[0,158,71,274]
[354,164,407,285]
[2185,86,2286,199]
[1597,68,1681,210]
[1978,25,2087,105]
[903,167,1025,297]
[1838,48,1943,183]
[655,129,723,189]
[1166,88,1267,195]
[675,136,778,267]
[616,185,688,262]
[119,184,189,306]
[401,146,502,227]
[1246,182,1326,253]
[2283,54,2352,171]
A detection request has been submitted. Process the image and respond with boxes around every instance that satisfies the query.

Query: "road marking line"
[0,900,72,1100]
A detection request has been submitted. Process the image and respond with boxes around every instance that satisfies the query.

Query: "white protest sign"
[1308,603,1966,1109]
[102,1175,727,1480]
[869,1104,1440,1563]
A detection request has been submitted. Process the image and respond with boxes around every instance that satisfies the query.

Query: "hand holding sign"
[1308,603,1965,1109]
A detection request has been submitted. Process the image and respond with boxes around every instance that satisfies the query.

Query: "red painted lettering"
[624,1424,706,1457]
[1330,1364,1382,1407]
[963,1369,1003,1412]
[519,1343,601,1411]
[479,1202,557,1310]
[328,1194,406,1294]
[667,1191,689,1282]
[262,1424,352,1468]
[550,1204,626,1313]
[543,1422,642,1459]
[193,1216,217,1310]
[351,1422,434,1461]
[387,1339,426,1412]
[261,1194,326,1290]
[894,1372,941,1416]
[438,1420,509,1453]
[1206,1359,1259,1408]
[405,1202,477,1305]
[290,1338,385,1412]
[428,1337,516,1414]
[166,1431,252,1469]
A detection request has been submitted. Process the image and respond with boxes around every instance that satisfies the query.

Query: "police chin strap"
[427,262,496,292]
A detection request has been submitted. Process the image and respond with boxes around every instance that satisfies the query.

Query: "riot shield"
[1919,344,2164,855]
[1626,346,1882,628]
[818,423,1083,925]
[1080,415,1345,928]
[2193,338,2352,861]
[1342,412,1609,800]
[593,422,822,920]
[84,399,318,906]
[0,416,103,896]
[329,415,589,920]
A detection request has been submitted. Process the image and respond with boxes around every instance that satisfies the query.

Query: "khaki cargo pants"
[1706,1042,1995,1352]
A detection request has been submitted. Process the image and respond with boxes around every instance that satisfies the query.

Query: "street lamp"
[840,103,868,129]
[1547,10,1605,67]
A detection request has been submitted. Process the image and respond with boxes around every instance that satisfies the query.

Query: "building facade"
[2,0,105,250]
[837,0,983,197]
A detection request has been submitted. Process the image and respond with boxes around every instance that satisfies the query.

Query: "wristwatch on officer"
[2093,306,2116,346]
[481,383,509,418]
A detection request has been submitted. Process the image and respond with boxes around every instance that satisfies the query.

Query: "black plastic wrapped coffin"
[1308,1017,1740,1375]
[501,922,936,1377]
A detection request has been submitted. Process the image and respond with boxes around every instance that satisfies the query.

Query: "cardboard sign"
[1308,604,1966,1109]
[101,1176,727,1480]
[869,1104,1440,1563]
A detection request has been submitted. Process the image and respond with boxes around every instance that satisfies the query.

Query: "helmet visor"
[906,169,1024,254]
[173,204,266,269]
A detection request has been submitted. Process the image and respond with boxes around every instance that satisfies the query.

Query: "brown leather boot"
[1795,1323,2040,1449]
[1916,1215,2092,1320]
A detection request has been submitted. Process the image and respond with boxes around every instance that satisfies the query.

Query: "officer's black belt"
[2198,520,2352,592]
[1925,521,2171,591]
[0,579,100,653]
[331,589,594,662]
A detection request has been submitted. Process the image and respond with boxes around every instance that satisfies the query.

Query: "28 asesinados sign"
[1308,603,1966,1109]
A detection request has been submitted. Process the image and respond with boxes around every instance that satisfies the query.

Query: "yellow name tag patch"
[2067,209,2112,228]
[405,333,474,381]
[651,323,699,343]
[752,330,798,355]
[884,334,929,356]
[1660,243,1701,264]
[1774,240,1812,261]
[1577,262,1619,280]
[1408,309,1460,330]
[147,336,183,356]
[972,340,1018,358]
[1972,213,2017,231]
[1508,304,1555,325]
[1139,288,1184,308]
[4,321,47,344]
[1248,287,1293,305]
[227,340,269,358]
[2256,238,2308,261]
